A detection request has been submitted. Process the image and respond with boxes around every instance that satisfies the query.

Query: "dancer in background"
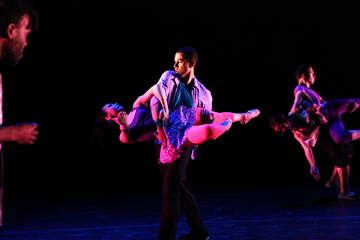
[270,112,357,200]
[270,64,360,200]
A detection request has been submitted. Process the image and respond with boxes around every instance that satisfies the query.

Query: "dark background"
[2,0,360,199]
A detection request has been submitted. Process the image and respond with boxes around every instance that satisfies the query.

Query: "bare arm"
[290,90,306,113]
[291,89,327,112]
[290,91,328,124]
[290,90,323,113]
[119,128,131,143]
[293,131,320,180]
[0,123,39,145]
[133,84,169,121]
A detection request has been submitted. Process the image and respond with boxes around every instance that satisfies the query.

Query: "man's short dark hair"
[0,0,39,37]
[176,47,198,65]
[295,64,312,80]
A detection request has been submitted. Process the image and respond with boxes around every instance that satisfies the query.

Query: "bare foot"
[200,109,214,124]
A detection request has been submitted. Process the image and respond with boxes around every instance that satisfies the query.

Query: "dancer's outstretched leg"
[185,119,232,147]
[325,98,360,144]
[328,117,360,144]
[237,109,261,124]
[324,98,360,118]
[194,108,260,125]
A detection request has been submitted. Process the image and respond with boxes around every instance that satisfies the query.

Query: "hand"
[310,166,320,180]
[308,103,328,124]
[200,109,214,124]
[155,126,166,142]
[347,101,359,113]
[315,112,328,124]
[159,109,169,126]
[13,123,39,145]
[308,104,320,113]
[117,111,128,125]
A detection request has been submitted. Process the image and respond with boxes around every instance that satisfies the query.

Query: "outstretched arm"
[133,84,169,123]
[290,90,307,113]
[293,131,320,180]
[0,123,39,145]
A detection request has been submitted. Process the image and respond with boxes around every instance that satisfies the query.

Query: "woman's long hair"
[92,110,120,147]
[269,114,287,131]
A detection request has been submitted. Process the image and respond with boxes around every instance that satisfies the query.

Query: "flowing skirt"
[160,106,196,163]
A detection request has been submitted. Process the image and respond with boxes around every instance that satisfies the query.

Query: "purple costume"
[294,84,360,145]
[294,84,322,105]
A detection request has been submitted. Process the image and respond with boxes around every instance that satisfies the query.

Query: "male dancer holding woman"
[149,47,259,240]
[97,47,260,239]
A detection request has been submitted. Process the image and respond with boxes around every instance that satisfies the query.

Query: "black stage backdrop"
[2,1,360,198]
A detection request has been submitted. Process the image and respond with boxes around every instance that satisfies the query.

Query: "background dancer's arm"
[290,90,307,113]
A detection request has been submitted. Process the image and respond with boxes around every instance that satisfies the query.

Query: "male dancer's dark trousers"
[155,144,208,240]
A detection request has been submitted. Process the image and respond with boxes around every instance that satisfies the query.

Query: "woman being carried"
[97,84,260,163]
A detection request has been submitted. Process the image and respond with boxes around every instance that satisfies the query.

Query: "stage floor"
[1,182,360,239]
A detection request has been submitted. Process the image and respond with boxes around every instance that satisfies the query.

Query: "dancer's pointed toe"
[241,109,260,124]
